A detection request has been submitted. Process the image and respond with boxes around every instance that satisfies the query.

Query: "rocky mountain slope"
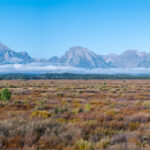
[103,50,150,68]
[1,42,150,69]
[0,42,34,64]
[54,46,111,69]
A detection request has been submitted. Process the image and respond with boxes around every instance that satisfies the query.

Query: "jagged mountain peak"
[1,42,150,69]
[65,46,96,57]
[69,46,86,50]
[103,49,150,68]
[48,46,150,69]
[68,46,90,52]
[0,42,34,64]
[121,49,148,57]
[57,46,110,69]
[121,49,140,56]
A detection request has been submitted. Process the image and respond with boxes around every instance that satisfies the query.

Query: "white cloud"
[0,63,150,74]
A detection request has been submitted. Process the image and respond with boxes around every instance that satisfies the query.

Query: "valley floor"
[0,80,150,149]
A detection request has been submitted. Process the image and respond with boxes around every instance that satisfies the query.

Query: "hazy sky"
[0,0,150,58]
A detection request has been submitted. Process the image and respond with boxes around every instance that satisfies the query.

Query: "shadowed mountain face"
[0,42,34,64]
[1,42,150,69]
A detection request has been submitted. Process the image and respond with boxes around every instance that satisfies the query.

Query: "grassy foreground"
[0,80,150,149]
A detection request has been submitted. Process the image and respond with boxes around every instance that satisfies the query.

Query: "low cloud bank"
[0,63,150,74]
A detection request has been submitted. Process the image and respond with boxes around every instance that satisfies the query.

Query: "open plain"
[0,80,150,149]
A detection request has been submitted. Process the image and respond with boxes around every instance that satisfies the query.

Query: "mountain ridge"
[0,42,150,69]
[0,42,34,64]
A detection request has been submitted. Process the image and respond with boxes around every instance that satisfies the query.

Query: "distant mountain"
[49,56,59,64]
[1,42,150,69]
[55,46,111,69]
[0,42,34,64]
[103,50,150,68]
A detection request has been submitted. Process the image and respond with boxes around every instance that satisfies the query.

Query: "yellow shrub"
[96,138,110,149]
[72,108,84,114]
[31,110,51,118]
[129,122,139,131]
[75,139,94,150]
[142,101,150,108]
[69,119,80,123]
[57,118,66,123]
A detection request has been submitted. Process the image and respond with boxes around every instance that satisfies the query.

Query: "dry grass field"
[0,80,150,149]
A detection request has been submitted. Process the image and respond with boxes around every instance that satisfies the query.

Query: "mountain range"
[0,42,150,69]
[0,42,34,64]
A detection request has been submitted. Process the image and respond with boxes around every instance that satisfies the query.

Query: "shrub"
[9,85,16,88]
[104,82,107,86]
[54,107,68,114]
[97,138,110,149]
[72,108,84,114]
[129,122,139,131]
[75,139,94,150]
[0,118,81,149]
[142,101,150,108]
[57,118,66,123]
[111,134,127,145]
[85,103,91,112]
[125,113,150,123]
[109,88,117,93]
[13,100,23,105]
[31,110,51,118]
[36,100,47,106]
[1,88,11,101]
[56,92,64,97]
[78,90,83,94]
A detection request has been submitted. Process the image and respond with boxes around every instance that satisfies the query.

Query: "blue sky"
[0,0,150,58]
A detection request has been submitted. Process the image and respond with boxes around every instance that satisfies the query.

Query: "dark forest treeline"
[0,73,150,80]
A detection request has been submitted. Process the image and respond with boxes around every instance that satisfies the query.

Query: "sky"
[0,0,150,58]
